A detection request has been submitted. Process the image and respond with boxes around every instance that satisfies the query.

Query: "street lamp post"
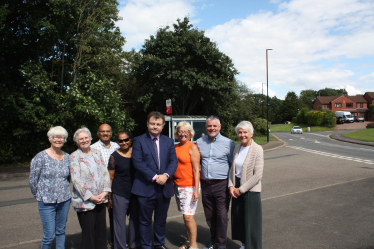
[262,83,265,119]
[266,49,272,143]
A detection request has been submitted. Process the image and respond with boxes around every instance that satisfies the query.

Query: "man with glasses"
[197,116,235,249]
[91,123,119,248]
[131,111,178,249]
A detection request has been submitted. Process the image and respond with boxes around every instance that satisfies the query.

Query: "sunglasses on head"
[118,138,130,143]
[206,115,219,120]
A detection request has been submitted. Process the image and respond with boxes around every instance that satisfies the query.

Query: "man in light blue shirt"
[196,116,235,249]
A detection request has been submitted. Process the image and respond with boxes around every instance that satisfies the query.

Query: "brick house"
[363,92,374,121]
[313,94,370,120]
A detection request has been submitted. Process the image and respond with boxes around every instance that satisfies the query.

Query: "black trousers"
[77,204,107,249]
[201,179,230,249]
[231,177,262,249]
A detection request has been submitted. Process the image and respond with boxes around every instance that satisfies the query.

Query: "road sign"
[166,99,171,114]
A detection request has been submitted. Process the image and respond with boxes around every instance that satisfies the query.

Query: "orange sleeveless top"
[174,141,195,187]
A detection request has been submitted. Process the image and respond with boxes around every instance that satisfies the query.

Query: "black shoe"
[155,246,169,249]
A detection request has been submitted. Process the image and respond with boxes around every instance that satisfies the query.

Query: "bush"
[292,117,298,124]
[366,123,374,129]
[252,118,268,136]
[306,110,325,126]
[296,107,310,124]
[323,110,336,128]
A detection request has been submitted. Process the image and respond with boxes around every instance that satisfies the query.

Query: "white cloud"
[117,0,196,50]
[205,0,374,98]
[336,85,362,95]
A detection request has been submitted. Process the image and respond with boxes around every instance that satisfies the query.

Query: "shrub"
[323,110,336,128]
[306,110,325,126]
[292,117,298,124]
[369,104,374,115]
[252,118,268,136]
[296,107,310,124]
[366,123,374,129]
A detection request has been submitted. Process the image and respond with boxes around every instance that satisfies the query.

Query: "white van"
[335,111,354,123]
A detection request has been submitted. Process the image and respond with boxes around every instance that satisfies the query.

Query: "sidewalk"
[329,132,374,147]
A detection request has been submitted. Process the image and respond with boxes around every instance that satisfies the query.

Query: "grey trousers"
[112,193,141,249]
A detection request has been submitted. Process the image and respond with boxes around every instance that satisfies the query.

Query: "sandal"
[179,240,190,249]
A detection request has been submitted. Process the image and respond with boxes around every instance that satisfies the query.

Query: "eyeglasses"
[177,130,189,135]
[52,136,65,141]
[118,138,130,143]
[206,115,219,120]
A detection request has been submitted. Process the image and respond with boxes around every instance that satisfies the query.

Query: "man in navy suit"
[132,111,178,249]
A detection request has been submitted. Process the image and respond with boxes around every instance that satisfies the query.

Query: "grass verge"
[0,161,29,170]
[270,124,333,132]
[235,134,278,145]
[342,128,374,142]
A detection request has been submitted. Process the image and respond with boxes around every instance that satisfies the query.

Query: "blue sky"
[116,0,374,99]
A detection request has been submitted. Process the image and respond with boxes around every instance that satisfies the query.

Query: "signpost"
[166,99,173,140]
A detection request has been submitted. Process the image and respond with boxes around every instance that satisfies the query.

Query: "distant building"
[313,92,373,121]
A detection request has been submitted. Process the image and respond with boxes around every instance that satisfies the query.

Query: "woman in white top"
[228,121,264,249]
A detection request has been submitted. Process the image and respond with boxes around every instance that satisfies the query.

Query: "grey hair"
[206,116,221,126]
[47,126,68,142]
[73,127,92,144]
[235,121,254,136]
[174,121,195,137]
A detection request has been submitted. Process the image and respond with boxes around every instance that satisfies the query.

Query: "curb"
[263,134,287,152]
[0,172,29,180]
[328,134,374,147]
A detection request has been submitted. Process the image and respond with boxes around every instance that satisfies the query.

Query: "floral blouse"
[29,150,71,203]
[69,148,111,211]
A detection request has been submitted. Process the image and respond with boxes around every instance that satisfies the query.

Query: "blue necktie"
[152,137,160,171]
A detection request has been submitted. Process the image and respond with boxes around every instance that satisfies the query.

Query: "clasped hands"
[229,186,241,198]
[155,174,168,185]
[89,192,108,204]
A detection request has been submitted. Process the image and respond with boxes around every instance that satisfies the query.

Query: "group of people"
[29,111,264,249]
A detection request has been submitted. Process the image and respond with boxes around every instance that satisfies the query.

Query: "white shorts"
[174,185,199,215]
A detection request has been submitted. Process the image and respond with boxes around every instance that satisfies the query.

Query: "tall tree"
[299,89,317,109]
[131,17,238,133]
[0,0,132,163]
[317,88,348,96]
[281,91,299,121]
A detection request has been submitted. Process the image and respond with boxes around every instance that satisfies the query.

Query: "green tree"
[131,17,238,134]
[369,104,374,115]
[299,89,316,109]
[0,0,132,163]
[317,88,347,96]
[281,91,299,122]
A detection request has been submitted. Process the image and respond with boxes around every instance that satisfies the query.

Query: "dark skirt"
[231,176,262,249]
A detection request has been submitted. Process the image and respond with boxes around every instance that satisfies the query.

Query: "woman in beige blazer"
[228,121,264,249]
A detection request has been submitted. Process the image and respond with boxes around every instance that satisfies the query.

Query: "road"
[1,134,374,248]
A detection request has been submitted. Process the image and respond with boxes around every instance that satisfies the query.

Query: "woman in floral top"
[29,126,71,249]
[69,127,111,249]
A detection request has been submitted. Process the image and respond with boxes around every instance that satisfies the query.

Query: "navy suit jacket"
[131,133,178,198]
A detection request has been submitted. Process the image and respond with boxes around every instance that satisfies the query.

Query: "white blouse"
[235,145,250,178]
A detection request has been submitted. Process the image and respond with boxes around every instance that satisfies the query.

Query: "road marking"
[308,133,328,137]
[263,176,374,201]
[286,145,374,164]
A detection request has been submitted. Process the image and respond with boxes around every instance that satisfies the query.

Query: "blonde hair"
[47,126,68,142]
[174,121,195,137]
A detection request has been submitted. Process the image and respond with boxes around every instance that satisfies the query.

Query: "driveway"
[333,120,372,130]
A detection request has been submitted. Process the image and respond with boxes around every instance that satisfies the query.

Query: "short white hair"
[235,121,254,136]
[206,116,221,126]
[174,121,195,137]
[73,127,92,144]
[47,126,68,142]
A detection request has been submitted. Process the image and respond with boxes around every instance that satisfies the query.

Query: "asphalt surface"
[1,134,374,249]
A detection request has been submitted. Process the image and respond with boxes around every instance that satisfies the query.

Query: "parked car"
[335,111,354,123]
[355,116,364,122]
[284,121,291,124]
[291,126,303,134]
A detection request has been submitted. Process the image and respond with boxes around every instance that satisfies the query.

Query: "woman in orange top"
[174,121,201,249]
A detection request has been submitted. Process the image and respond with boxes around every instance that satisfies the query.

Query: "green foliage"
[306,110,325,126]
[317,88,347,96]
[322,110,336,128]
[369,105,374,115]
[0,0,132,163]
[299,90,316,109]
[281,91,299,121]
[292,117,298,124]
[131,17,238,134]
[252,118,268,136]
[366,123,374,129]
[296,107,310,124]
